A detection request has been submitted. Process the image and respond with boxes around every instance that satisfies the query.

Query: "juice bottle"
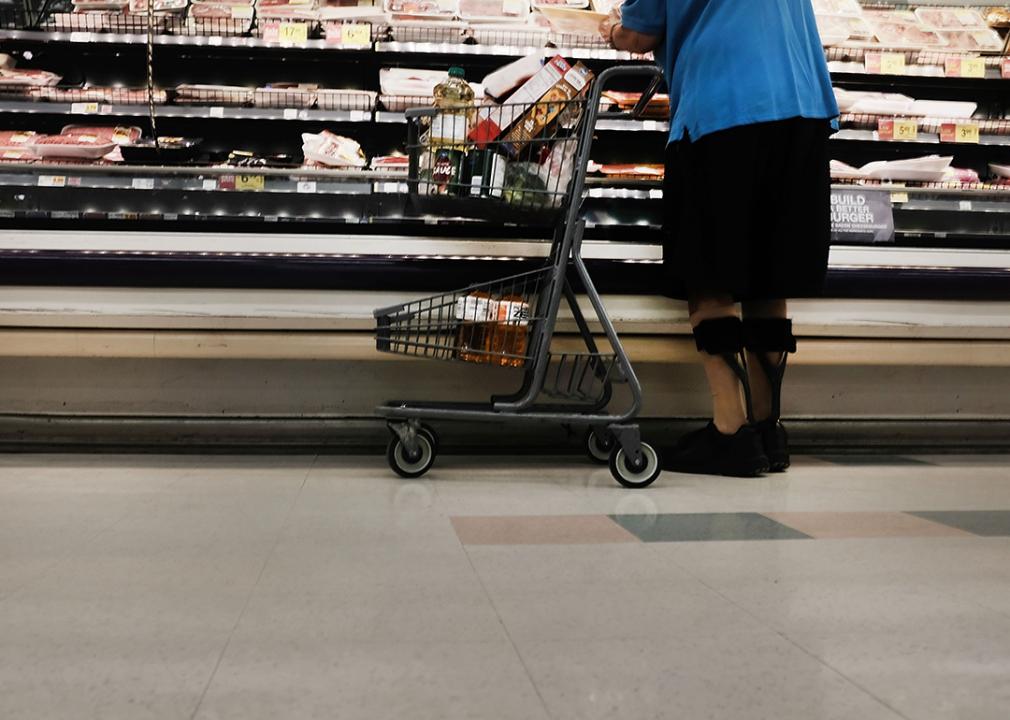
[487,295,530,367]
[455,291,494,364]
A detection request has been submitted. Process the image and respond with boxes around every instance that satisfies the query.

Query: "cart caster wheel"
[585,429,614,464]
[609,442,661,489]
[418,424,440,453]
[387,431,436,479]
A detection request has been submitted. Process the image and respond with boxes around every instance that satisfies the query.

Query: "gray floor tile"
[909,510,1010,536]
[611,512,811,542]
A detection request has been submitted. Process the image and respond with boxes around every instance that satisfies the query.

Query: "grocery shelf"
[0,28,374,51]
[0,100,374,123]
[834,127,1010,147]
[595,118,669,132]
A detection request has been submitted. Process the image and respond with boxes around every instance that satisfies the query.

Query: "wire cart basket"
[374,65,665,488]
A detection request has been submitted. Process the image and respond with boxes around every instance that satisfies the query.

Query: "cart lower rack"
[374,64,665,489]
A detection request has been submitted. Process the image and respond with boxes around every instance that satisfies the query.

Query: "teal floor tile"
[609,513,811,543]
[908,510,1010,537]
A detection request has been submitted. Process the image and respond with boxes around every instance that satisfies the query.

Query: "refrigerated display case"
[0,0,1007,298]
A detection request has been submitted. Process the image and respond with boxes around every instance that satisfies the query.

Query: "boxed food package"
[469,55,571,145]
[482,52,545,101]
[500,61,592,156]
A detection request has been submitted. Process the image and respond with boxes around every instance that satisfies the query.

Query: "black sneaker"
[663,423,771,478]
[755,419,790,472]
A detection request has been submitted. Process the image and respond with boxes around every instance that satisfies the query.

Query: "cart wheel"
[387,431,436,479]
[585,429,614,464]
[609,442,661,489]
[419,424,440,453]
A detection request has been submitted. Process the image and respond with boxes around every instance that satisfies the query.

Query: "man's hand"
[599,7,661,53]
[598,7,621,45]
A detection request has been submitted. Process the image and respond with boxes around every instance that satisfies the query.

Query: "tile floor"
[0,453,1009,720]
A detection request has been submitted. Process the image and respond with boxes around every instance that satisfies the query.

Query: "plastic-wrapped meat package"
[537,139,576,206]
[815,14,854,44]
[811,0,862,17]
[937,29,1004,51]
[459,0,529,21]
[61,125,143,144]
[29,134,118,160]
[0,68,62,87]
[914,7,988,30]
[867,18,947,47]
[256,0,319,19]
[129,0,189,12]
[386,0,458,18]
[315,88,377,111]
[175,84,254,105]
[946,167,980,184]
[301,130,367,167]
[0,131,38,151]
[254,83,318,108]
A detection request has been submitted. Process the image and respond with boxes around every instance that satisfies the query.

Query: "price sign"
[941,122,980,144]
[866,52,905,75]
[38,175,67,187]
[209,106,225,118]
[342,23,370,46]
[71,102,101,114]
[297,180,317,193]
[132,178,155,190]
[202,178,218,191]
[218,174,236,190]
[278,22,309,43]
[235,174,265,191]
[878,118,918,142]
[283,108,299,119]
[890,192,909,204]
[945,56,986,79]
[69,31,95,42]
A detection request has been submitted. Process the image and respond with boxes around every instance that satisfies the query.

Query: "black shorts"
[662,117,832,301]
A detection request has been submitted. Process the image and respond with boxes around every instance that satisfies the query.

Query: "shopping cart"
[374,64,665,488]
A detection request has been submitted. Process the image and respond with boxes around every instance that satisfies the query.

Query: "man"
[600,1,838,477]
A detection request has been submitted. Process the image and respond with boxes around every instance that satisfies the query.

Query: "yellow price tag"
[278,22,308,43]
[880,53,905,75]
[341,23,370,46]
[235,174,265,191]
[962,57,986,78]
[893,120,918,141]
[71,102,100,114]
[956,123,980,144]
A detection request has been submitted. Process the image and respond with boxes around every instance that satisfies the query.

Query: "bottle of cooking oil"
[431,66,474,146]
[488,295,530,367]
[455,290,493,364]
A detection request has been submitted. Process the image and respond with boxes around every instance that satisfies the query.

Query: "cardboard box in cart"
[500,62,593,157]
[468,55,572,146]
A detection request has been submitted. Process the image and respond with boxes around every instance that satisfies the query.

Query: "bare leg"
[689,294,746,435]
[741,298,787,422]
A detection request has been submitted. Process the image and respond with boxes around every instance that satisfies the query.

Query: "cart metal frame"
[375,64,666,487]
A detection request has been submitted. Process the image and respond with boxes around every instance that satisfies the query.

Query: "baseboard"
[1,414,1007,455]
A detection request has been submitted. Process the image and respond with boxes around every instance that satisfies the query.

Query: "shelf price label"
[865,52,905,75]
[325,22,370,46]
[945,56,986,79]
[132,178,155,190]
[877,118,918,142]
[277,22,309,43]
[940,122,980,144]
[38,175,67,187]
[70,102,104,115]
[297,180,317,193]
[890,192,909,204]
[235,174,265,191]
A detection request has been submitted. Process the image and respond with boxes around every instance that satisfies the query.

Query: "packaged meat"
[0,149,36,161]
[256,6,320,19]
[833,89,915,115]
[867,19,947,47]
[909,99,977,119]
[536,5,605,35]
[315,88,377,111]
[865,9,917,23]
[990,163,1010,179]
[816,14,873,43]
[379,67,482,109]
[175,84,254,105]
[0,131,38,151]
[129,0,189,12]
[983,7,1010,28]
[459,0,529,22]
[61,125,143,144]
[936,29,1004,51]
[597,163,664,178]
[482,53,546,101]
[829,159,866,180]
[860,155,953,182]
[811,0,862,17]
[370,154,409,172]
[385,0,458,18]
[30,86,112,102]
[601,89,669,118]
[318,5,388,20]
[945,166,980,184]
[0,68,62,87]
[301,130,367,167]
[914,7,988,30]
[29,134,118,160]
[533,0,589,9]
[72,0,130,9]
[253,84,318,108]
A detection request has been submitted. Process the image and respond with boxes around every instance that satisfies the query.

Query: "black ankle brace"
[742,318,797,354]
[692,317,753,421]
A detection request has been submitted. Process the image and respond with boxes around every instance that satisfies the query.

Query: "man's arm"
[599,8,661,53]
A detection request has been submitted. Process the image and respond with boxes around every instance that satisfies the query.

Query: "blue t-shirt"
[620,0,839,143]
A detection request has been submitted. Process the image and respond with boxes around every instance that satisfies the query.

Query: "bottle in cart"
[428,67,475,196]
[487,295,531,367]
[455,291,494,364]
